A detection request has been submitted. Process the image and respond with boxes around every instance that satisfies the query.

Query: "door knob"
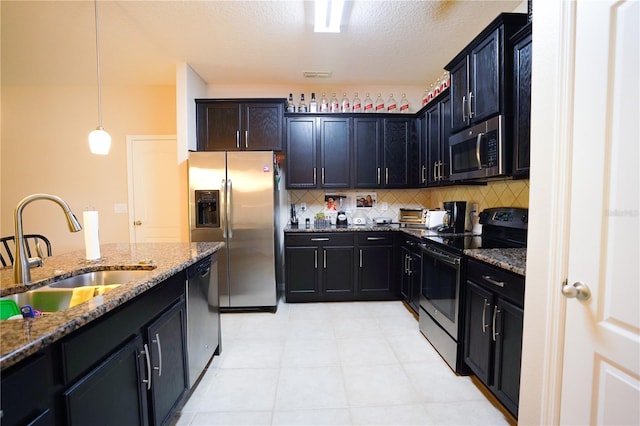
[134,220,142,226]
[562,281,591,301]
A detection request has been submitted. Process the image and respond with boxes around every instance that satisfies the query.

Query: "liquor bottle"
[386,93,397,113]
[320,92,329,112]
[330,93,340,113]
[352,92,362,112]
[309,92,318,113]
[363,93,374,113]
[399,93,410,113]
[421,89,429,107]
[287,93,296,112]
[340,92,350,113]
[298,93,307,113]
[374,93,385,113]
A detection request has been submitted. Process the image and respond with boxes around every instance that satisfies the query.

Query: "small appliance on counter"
[374,217,393,225]
[336,211,348,227]
[290,203,298,228]
[352,211,367,225]
[439,201,467,233]
[399,208,428,226]
[425,210,447,229]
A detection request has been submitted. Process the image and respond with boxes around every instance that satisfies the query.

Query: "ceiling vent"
[303,71,333,78]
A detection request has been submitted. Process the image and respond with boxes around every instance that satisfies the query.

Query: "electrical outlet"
[381,202,388,211]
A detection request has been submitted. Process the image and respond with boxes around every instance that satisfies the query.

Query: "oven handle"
[422,245,460,268]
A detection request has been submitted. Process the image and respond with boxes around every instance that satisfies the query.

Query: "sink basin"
[48,270,153,289]
[0,270,152,316]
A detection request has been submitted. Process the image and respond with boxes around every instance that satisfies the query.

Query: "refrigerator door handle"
[227,179,233,238]
[221,179,227,238]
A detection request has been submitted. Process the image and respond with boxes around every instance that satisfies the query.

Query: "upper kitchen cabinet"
[446,13,528,133]
[286,116,351,189]
[421,90,452,186]
[511,24,532,178]
[353,117,382,188]
[383,118,414,188]
[196,99,285,151]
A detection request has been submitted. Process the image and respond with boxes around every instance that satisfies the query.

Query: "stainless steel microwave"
[448,115,507,180]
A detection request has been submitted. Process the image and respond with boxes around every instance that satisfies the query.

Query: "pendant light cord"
[94,0,104,128]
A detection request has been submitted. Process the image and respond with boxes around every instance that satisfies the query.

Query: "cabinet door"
[409,251,422,313]
[322,245,355,298]
[64,335,149,426]
[358,245,393,297]
[353,118,382,188]
[382,118,410,188]
[492,297,524,417]
[286,118,317,188]
[197,102,241,151]
[426,103,441,185]
[512,30,532,178]
[243,103,283,151]
[470,28,500,123]
[399,248,411,302]
[449,57,470,133]
[319,117,351,188]
[285,246,319,301]
[439,95,452,182]
[463,281,493,385]
[147,300,188,426]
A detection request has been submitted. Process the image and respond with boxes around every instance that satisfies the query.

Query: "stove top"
[419,207,528,255]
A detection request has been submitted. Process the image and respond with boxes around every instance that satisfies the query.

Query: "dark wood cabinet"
[511,24,532,178]
[357,232,396,300]
[196,99,284,151]
[284,233,355,302]
[285,117,350,189]
[382,118,411,188]
[425,92,452,185]
[463,258,525,418]
[399,235,421,313]
[353,118,382,188]
[285,231,398,302]
[446,14,528,133]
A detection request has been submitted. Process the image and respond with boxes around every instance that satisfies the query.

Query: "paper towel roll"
[83,211,101,260]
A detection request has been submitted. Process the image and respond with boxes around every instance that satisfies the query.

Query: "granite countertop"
[464,248,527,276]
[0,242,224,370]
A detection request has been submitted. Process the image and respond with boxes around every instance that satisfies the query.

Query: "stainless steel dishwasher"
[185,253,220,387]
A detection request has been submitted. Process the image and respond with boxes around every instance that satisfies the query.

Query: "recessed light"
[303,71,333,78]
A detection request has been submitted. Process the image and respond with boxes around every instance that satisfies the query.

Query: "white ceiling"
[1,1,524,88]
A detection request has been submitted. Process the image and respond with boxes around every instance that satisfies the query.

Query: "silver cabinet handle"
[314,250,318,269]
[439,161,445,180]
[385,168,389,185]
[433,162,438,181]
[245,130,248,149]
[152,333,162,377]
[221,179,227,238]
[407,257,412,275]
[227,179,233,238]
[481,299,489,333]
[377,168,381,185]
[359,249,363,268]
[462,95,467,121]
[492,305,500,342]
[311,238,329,241]
[367,237,385,241]
[141,343,152,390]
[421,165,426,183]
[313,168,317,185]
[323,249,327,269]
[321,167,325,185]
[562,281,591,301]
[468,91,474,119]
[236,130,240,149]
[481,275,505,288]
[404,255,409,274]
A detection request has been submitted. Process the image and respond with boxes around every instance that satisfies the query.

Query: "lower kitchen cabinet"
[357,232,396,300]
[463,258,524,418]
[399,235,422,313]
[285,232,398,302]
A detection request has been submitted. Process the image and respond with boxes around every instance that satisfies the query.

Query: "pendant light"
[88,0,111,155]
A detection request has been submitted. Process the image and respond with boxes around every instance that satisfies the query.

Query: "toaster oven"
[399,208,428,226]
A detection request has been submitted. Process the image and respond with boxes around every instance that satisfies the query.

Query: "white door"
[560,1,639,424]
[127,135,182,243]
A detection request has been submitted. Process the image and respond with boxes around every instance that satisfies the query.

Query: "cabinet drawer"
[285,232,354,246]
[466,259,525,306]
[357,232,394,246]
[60,273,185,384]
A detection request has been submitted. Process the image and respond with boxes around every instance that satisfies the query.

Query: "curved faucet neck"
[13,194,82,284]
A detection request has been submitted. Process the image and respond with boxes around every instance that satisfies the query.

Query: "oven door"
[419,244,462,339]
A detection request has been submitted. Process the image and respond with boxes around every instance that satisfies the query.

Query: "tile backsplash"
[286,180,529,224]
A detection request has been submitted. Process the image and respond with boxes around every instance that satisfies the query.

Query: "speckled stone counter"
[464,248,527,276]
[0,242,223,370]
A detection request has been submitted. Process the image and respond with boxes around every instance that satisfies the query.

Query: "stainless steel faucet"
[14,194,82,284]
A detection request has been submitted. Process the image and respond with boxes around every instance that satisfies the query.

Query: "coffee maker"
[440,201,467,233]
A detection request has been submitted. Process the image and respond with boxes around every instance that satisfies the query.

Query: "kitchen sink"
[47,270,153,288]
[0,270,152,315]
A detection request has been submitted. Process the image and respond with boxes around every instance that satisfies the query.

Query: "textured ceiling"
[1,1,523,87]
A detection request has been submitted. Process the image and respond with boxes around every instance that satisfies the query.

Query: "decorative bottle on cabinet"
[375,93,385,113]
[364,93,374,113]
[386,93,397,113]
[352,92,362,112]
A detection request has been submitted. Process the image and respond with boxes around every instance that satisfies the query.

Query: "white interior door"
[127,135,181,243]
[560,1,639,424]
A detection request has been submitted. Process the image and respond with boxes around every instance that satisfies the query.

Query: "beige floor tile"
[272,408,352,425]
[190,410,272,426]
[350,404,434,425]
[275,366,348,410]
[422,401,510,425]
[336,336,399,366]
[218,338,284,369]
[281,338,341,368]
[404,363,486,403]
[342,364,421,407]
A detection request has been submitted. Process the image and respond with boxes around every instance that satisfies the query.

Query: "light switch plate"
[381,202,388,211]
[114,203,128,213]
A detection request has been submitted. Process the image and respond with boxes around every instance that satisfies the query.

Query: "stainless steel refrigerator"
[188,151,277,310]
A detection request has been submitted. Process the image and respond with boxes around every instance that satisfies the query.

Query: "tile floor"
[172,299,511,426]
